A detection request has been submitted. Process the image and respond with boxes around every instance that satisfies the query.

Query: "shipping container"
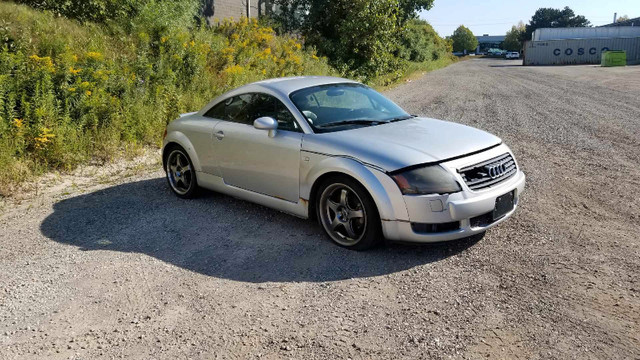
[532,27,640,41]
[523,37,640,66]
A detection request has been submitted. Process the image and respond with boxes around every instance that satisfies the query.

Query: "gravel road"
[1,58,639,359]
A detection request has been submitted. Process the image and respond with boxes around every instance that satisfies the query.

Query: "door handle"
[215,130,225,140]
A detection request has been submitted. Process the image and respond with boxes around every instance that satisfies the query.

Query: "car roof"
[196,76,360,118]
[239,76,359,96]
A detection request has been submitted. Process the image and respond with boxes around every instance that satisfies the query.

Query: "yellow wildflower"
[69,67,81,75]
[34,127,55,149]
[94,69,109,81]
[72,55,79,62]
[190,40,196,47]
[256,29,274,43]
[85,90,92,96]
[289,54,302,65]
[69,87,76,92]
[86,51,103,61]
[13,118,23,128]
[223,64,245,76]
[28,54,55,73]
[161,36,168,43]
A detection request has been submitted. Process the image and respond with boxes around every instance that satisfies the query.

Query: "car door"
[211,93,304,202]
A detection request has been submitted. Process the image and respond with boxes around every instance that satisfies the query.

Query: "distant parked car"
[505,52,520,59]
[163,77,525,249]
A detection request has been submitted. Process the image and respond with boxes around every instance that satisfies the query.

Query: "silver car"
[162,76,525,250]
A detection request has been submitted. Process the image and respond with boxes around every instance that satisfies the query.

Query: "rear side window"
[204,102,225,119]
[203,94,253,125]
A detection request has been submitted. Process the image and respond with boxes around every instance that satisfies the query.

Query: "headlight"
[391,165,462,195]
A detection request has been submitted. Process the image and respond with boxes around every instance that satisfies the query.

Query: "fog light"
[429,199,444,212]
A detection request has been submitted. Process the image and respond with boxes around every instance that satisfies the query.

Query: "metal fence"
[523,37,640,66]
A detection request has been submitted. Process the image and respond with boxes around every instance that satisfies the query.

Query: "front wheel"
[316,177,382,250]
[165,146,198,199]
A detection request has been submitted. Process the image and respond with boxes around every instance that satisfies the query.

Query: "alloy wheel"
[319,183,367,246]
[166,150,193,195]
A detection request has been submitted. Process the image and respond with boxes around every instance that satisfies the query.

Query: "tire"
[316,176,382,250]
[165,145,199,199]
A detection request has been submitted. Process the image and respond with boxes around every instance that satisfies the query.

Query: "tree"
[271,0,434,32]
[502,21,525,51]
[269,0,437,80]
[616,15,630,23]
[303,0,403,79]
[522,6,590,42]
[451,25,477,52]
[398,19,450,62]
[397,0,435,23]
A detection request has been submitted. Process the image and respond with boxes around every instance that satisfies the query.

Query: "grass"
[0,2,335,195]
[371,56,459,91]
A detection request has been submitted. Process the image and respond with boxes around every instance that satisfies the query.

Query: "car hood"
[302,117,502,172]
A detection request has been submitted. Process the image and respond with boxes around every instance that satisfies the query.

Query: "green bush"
[398,19,450,62]
[302,0,403,82]
[0,2,335,192]
[269,0,450,82]
[15,0,143,24]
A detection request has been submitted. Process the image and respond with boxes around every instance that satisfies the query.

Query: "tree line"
[450,6,592,53]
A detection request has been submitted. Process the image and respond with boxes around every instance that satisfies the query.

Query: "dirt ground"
[1,58,639,359]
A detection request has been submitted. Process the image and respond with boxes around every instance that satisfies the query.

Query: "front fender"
[163,131,202,172]
[301,153,410,222]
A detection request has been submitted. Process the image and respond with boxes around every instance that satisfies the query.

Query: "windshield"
[290,83,411,132]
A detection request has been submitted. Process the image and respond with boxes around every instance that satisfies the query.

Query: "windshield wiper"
[316,119,383,128]
[386,115,417,123]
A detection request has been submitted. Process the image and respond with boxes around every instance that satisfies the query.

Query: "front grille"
[411,221,460,234]
[459,153,517,191]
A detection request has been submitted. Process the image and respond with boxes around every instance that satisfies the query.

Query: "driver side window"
[205,93,301,132]
[248,93,302,133]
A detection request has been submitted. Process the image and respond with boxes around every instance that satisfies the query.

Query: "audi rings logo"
[485,161,507,179]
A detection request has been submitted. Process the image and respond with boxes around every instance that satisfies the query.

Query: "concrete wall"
[523,37,640,65]
[204,0,271,24]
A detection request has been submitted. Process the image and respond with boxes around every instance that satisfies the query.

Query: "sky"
[419,0,640,37]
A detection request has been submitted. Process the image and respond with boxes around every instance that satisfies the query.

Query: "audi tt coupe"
[162,76,525,250]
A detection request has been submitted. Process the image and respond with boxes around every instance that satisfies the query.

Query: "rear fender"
[163,131,202,172]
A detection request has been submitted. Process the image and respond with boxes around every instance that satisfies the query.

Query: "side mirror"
[253,117,278,138]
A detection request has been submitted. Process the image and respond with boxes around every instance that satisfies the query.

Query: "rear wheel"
[165,146,198,199]
[316,177,382,250]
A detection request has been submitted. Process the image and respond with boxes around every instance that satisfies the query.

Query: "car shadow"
[488,64,522,67]
[40,177,483,283]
